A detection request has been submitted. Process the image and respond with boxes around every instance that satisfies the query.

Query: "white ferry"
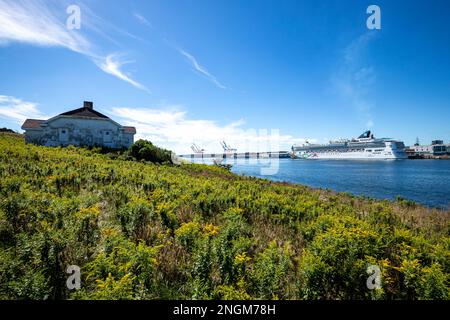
[291,131,408,160]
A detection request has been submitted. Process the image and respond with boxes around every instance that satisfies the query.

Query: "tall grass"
[0,133,448,300]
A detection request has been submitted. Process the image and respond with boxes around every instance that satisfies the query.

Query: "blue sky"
[0,0,449,153]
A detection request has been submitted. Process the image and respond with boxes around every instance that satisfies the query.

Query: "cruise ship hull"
[292,131,408,160]
[294,149,408,160]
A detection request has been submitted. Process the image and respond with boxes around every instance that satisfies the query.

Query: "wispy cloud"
[95,54,151,93]
[0,0,149,92]
[107,106,303,154]
[178,49,227,89]
[331,32,377,129]
[133,13,153,29]
[0,95,47,123]
[0,0,90,54]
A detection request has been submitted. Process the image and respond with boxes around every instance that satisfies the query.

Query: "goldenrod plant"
[0,133,448,300]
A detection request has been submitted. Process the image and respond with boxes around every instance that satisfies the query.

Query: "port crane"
[191,143,205,154]
[220,140,237,153]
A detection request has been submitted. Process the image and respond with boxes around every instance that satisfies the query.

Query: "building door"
[59,128,69,142]
[103,130,112,143]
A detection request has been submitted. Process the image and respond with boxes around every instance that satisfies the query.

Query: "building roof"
[21,101,136,135]
[59,106,109,119]
[21,119,44,129]
[123,126,137,134]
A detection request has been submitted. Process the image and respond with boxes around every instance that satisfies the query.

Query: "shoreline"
[231,170,450,211]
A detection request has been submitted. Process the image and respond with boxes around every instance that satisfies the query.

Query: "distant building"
[409,139,448,157]
[21,101,136,149]
[430,143,447,156]
[411,144,433,156]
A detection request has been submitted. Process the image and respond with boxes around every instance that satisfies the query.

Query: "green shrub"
[73,235,161,299]
[117,199,155,239]
[129,139,173,164]
[251,241,293,299]
[298,220,382,299]
[175,221,201,249]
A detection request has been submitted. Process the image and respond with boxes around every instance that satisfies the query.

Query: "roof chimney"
[83,101,93,110]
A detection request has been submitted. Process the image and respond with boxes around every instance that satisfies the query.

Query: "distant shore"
[408,155,450,160]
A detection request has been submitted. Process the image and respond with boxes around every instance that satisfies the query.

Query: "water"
[188,158,450,208]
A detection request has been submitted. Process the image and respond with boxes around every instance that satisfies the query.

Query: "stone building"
[21,101,136,149]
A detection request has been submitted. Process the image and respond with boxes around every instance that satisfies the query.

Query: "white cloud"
[178,49,227,89]
[95,54,151,93]
[133,13,153,28]
[108,106,305,154]
[332,32,376,129]
[343,32,374,64]
[0,94,311,155]
[0,95,47,123]
[0,0,90,54]
[0,0,148,92]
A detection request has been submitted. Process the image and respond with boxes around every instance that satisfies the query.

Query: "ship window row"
[294,143,385,152]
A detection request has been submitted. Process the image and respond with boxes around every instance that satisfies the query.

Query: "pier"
[179,151,291,159]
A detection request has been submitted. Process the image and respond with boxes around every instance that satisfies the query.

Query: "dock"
[179,151,291,159]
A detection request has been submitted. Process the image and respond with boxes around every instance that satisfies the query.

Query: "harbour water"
[189,158,450,209]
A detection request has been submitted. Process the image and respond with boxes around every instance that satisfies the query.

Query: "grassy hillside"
[0,133,449,300]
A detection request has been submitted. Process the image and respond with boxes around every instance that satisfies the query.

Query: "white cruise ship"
[291,131,408,160]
